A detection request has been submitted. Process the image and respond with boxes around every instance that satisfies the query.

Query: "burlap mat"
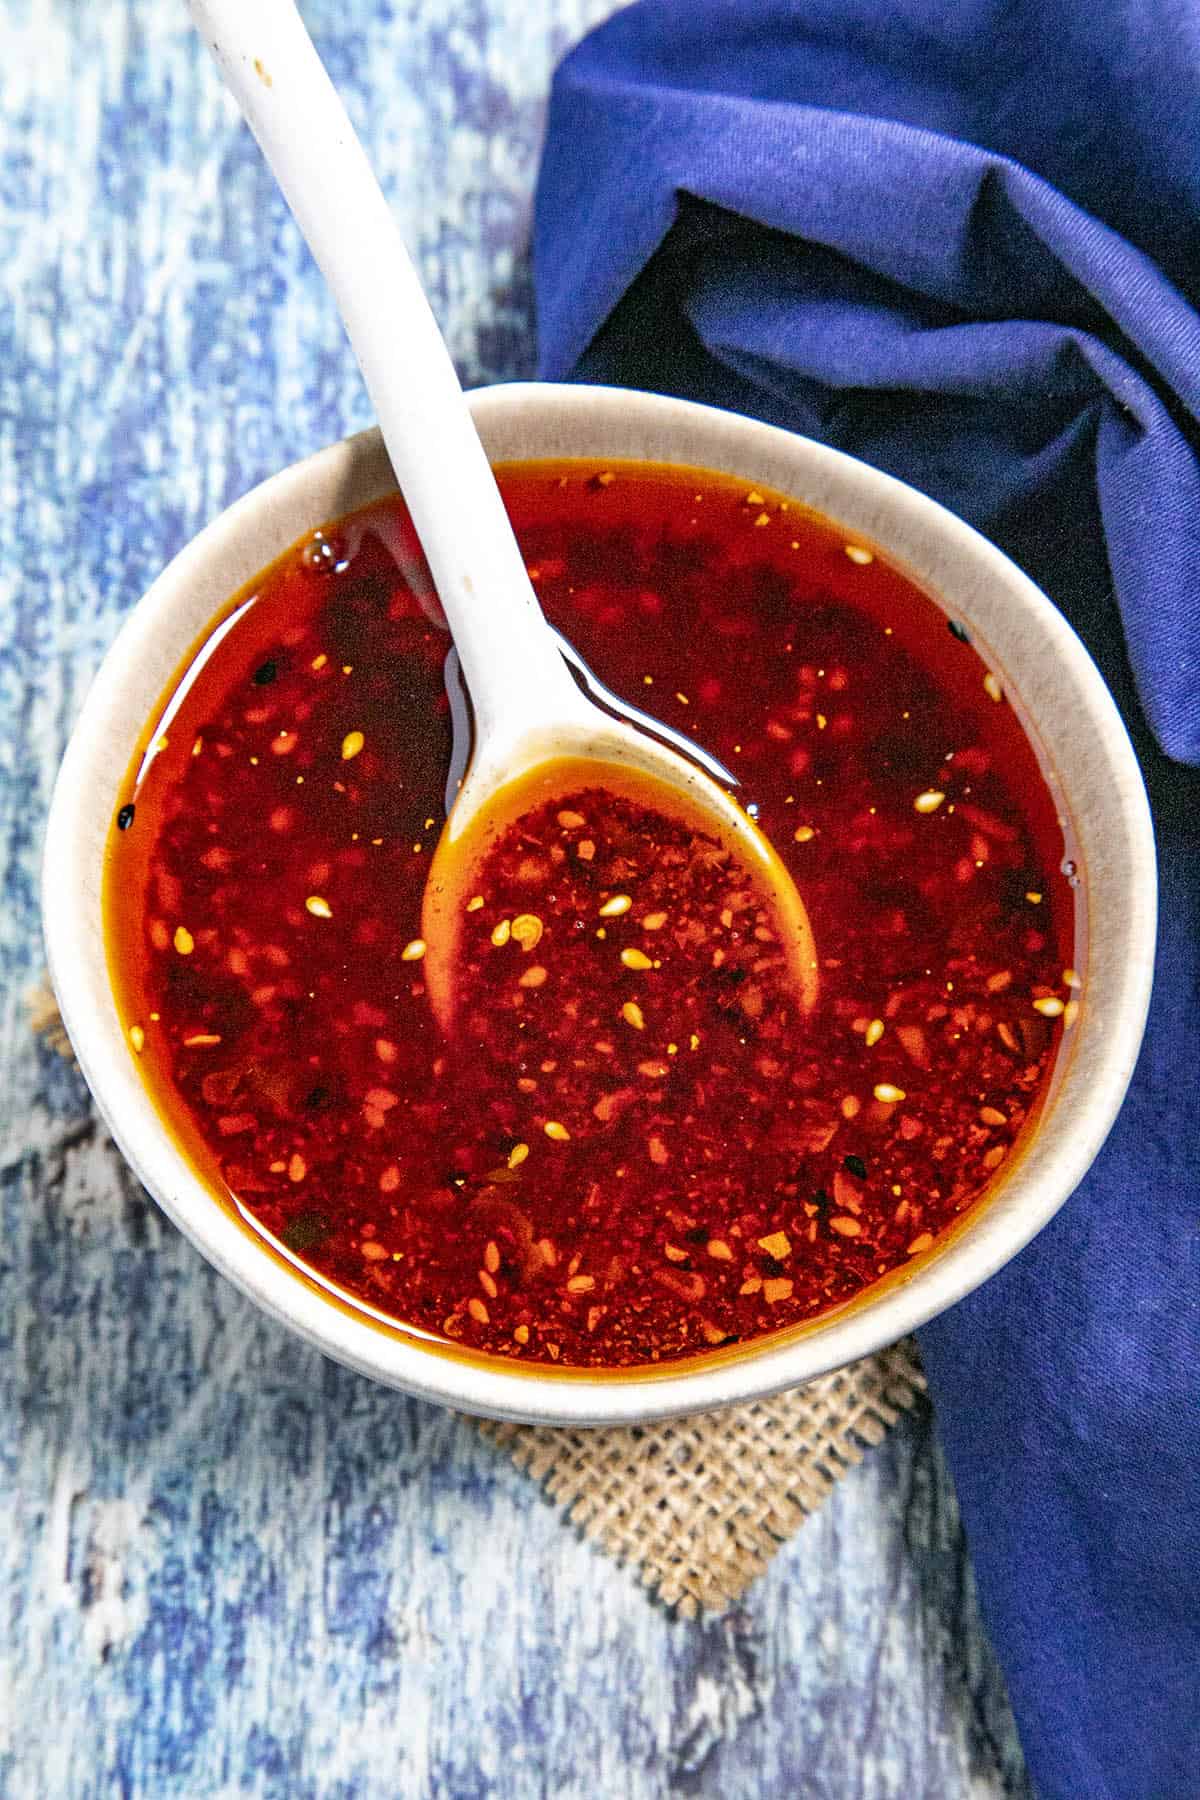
[480,1339,925,1614]
[30,975,926,1615]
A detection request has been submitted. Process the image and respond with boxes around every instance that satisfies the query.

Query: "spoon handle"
[186,0,582,743]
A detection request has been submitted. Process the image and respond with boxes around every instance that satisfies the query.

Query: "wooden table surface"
[0,4,1032,1793]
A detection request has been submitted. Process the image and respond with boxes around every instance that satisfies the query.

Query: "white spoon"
[188,0,818,1028]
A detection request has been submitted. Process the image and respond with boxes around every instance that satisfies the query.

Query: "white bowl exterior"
[43,385,1156,1424]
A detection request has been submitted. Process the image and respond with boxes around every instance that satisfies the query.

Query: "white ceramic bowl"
[43,384,1156,1423]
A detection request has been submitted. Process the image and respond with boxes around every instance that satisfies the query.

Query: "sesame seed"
[829,1216,862,1237]
[128,1024,145,1053]
[873,1082,906,1104]
[641,911,668,930]
[491,919,511,947]
[466,895,484,911]
[914,790,946,814]
[1033,995,1065,1017]
[793,825,816,843]
[621,947,654,971]
[518,965,548,988]
[544,1120,571,1141]
[1063,967,1082,989]
[173,925,194,955]
[467,1298,490,1325]
[305,896,332,919]
[401,938,426,961]
[341,730,364,761]
[598,894,632,917]
[844,544,874,564]
[984,672,1004,703]
[508,1143,530,1169]
[511,913,544,950]
[865,1018,885,1047]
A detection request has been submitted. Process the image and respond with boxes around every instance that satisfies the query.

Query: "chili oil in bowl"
[43,386,1155,1424]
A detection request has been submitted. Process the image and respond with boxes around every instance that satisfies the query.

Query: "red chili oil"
[105,461,1079,1369]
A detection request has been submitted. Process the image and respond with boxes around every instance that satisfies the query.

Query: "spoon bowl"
[421,729,821,1034]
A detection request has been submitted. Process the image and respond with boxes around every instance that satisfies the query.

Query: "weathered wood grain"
[0,3,1031,1793]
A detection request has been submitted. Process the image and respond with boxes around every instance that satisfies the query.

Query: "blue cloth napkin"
[534,5,1199,1793]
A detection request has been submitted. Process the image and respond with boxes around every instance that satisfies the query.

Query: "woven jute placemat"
[480,1339,925,1615]
[30,974,926,1615]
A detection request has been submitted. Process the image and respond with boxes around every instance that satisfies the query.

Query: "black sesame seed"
[253,659,278,686]
[116,803,135,831]
[947,619,970,643]
[843,1154,868,1180]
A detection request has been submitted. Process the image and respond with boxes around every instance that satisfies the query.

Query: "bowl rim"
[42,381,1157,1424]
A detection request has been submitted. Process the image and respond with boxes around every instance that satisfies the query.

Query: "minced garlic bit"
[341,729,364,761]
[401,938,426,961]
[466,895,484,912]
[865,1018,885,1047]
[641,911,668,930]
[793,825,816,843]
[873,1082,907,1104]
[913,790,946,814]
[620,947,653,971]
[183,1033,221,1048]
[758,1230,791,1260]
[1026,891,1043,905]
[128,1024,145,1053]
[1033,995,1065,1017]
[173,925,195,955]
[598,894,632,918]
[490,918,512,947]
[984,671,1004,703]
[844,544,874,565]
[706,1239,734,1261]
[510,913,544,950]
[907,1233,934,1255]
[763,1277,794,1302]
[556,809,585,829]
[544,1120,571,1142]
[305,895,332,919]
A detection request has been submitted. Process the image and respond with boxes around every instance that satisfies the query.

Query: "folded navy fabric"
[534,5,1199,1793]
